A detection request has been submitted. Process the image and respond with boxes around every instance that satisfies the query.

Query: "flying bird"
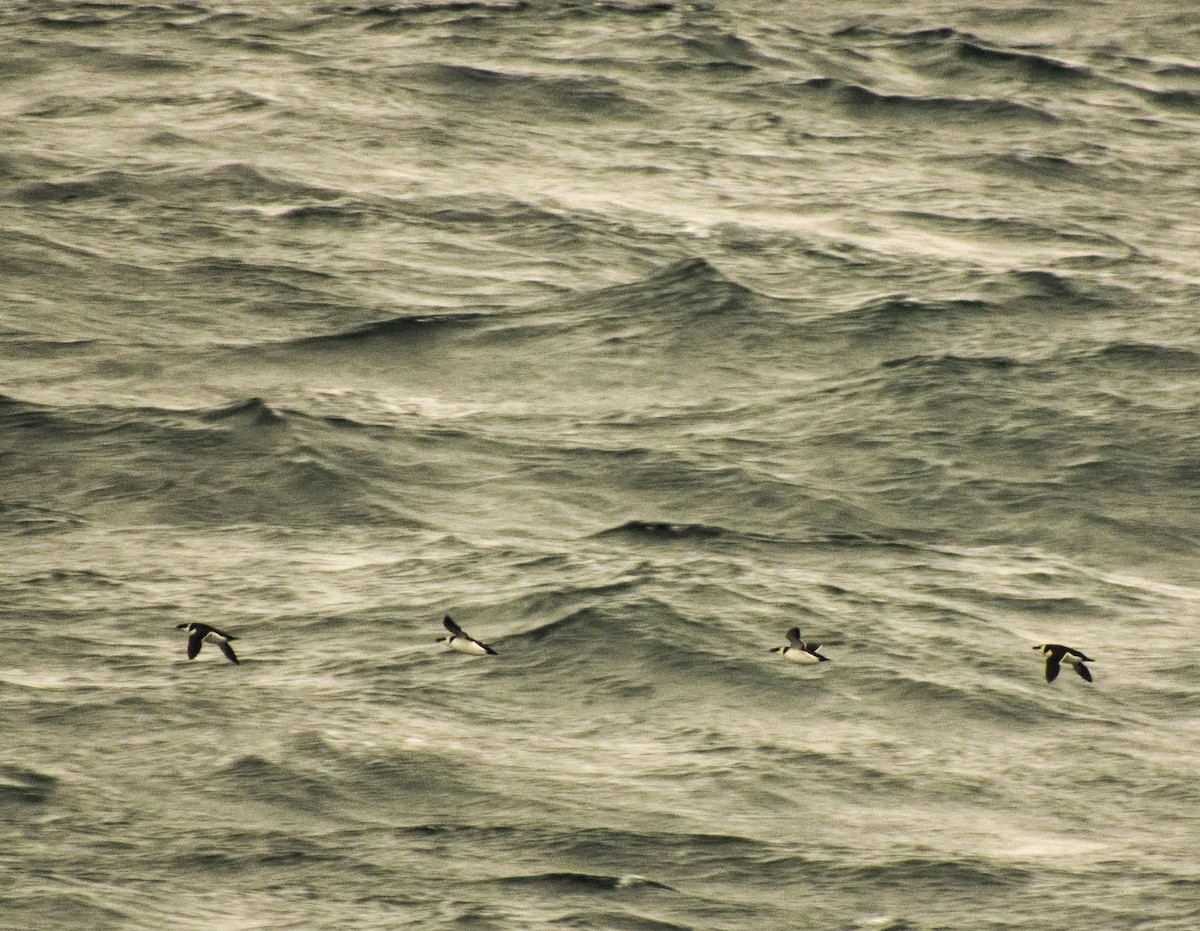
[1033,643,1093,683]
[438,615,497,655]
[176,622,240,665]
[771,627,830,664]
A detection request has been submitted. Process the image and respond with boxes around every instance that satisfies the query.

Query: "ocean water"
[3,1,1200,928]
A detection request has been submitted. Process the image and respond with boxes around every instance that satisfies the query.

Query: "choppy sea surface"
[3,1,1200,928]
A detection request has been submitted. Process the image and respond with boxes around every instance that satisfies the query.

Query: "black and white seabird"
[770,627,829,664]
[437,615,497,656]
[1033,643,1093,683]
[176,622,240,665]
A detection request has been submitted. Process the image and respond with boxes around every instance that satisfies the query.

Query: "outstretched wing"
[218,641,240,665]
[444,615,465,637]
[1074,662,1092,682]
[187,632,203,660]
[1044,657,1061,683]
[785,627,802,646]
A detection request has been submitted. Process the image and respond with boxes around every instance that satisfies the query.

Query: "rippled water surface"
[3,1,1200,928]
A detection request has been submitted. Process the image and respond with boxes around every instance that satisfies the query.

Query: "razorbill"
[1033,643,1093,683]
[771,627,829,664]
[438,615,497,655]
[176,622,240,665]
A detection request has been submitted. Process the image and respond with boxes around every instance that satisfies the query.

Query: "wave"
[574,0,675,15]
[327,0,530,20]
[272,200,375,225]
[893,27,1101,93]
[966,151,1100,187]
[860,672,1050,730]
[952,41,1093,84]
[0,394,293,439]
[199,396,289,427]
[0,503,86,534]
[1079,341,1200,372]
[20,94,120,119]
[13,161,346,214]
[980,268,1094,304]
[0,893,128,929]
[793,78,1058,123]
[556,257,773,328]
[279,257,774,362]
[881,209,1136,262]
[592,519,739,543]
[391,821,778,869]
[845,855,1030,890]
[829,294,991,333]
[212,755,336,810]
[393,62,658,121]
[289,310,491,349]
[14,170,140,205]
[590,519,931,554]
[181,161,341,202]
[880,353,1023,376]
[1133,85,1200,113]
[887,28,1199,124]
[0,764,58,806]
[673,29,780,71]
[489,871,676,892]
[0,395,422,528]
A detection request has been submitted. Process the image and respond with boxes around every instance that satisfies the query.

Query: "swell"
[377,823,1031,893]
[0,764,59,806]
[391,62,657,121]
[0,394,294,441]
[11,161,356,217]
[814,342,1200,555]
[328,0,530,18]
[387,821,782,870]
[950,41,1093,84]
[274,257,781,360]
[0,395,425,528]
[487,871,676,892]
[588,520,921,554]
[840,855,1030,890]
[1074,341,1200,373]
[286,310,492,349]
[823,293,992,335]
[785,77,1058,123]
[563,257,763,311]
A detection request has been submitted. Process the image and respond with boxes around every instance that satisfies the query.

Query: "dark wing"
[805,643,822,653]
[478,641,498,656]
[218,641,240,665]
[1066,647,1092,662]
[785,627,802,646]
[444,616,465,637]
[1044,656,1061,683]
[187,632,203,660]
[1074,662,1092,682]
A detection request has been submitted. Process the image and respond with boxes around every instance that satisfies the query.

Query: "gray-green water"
[3,2,1200,928]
